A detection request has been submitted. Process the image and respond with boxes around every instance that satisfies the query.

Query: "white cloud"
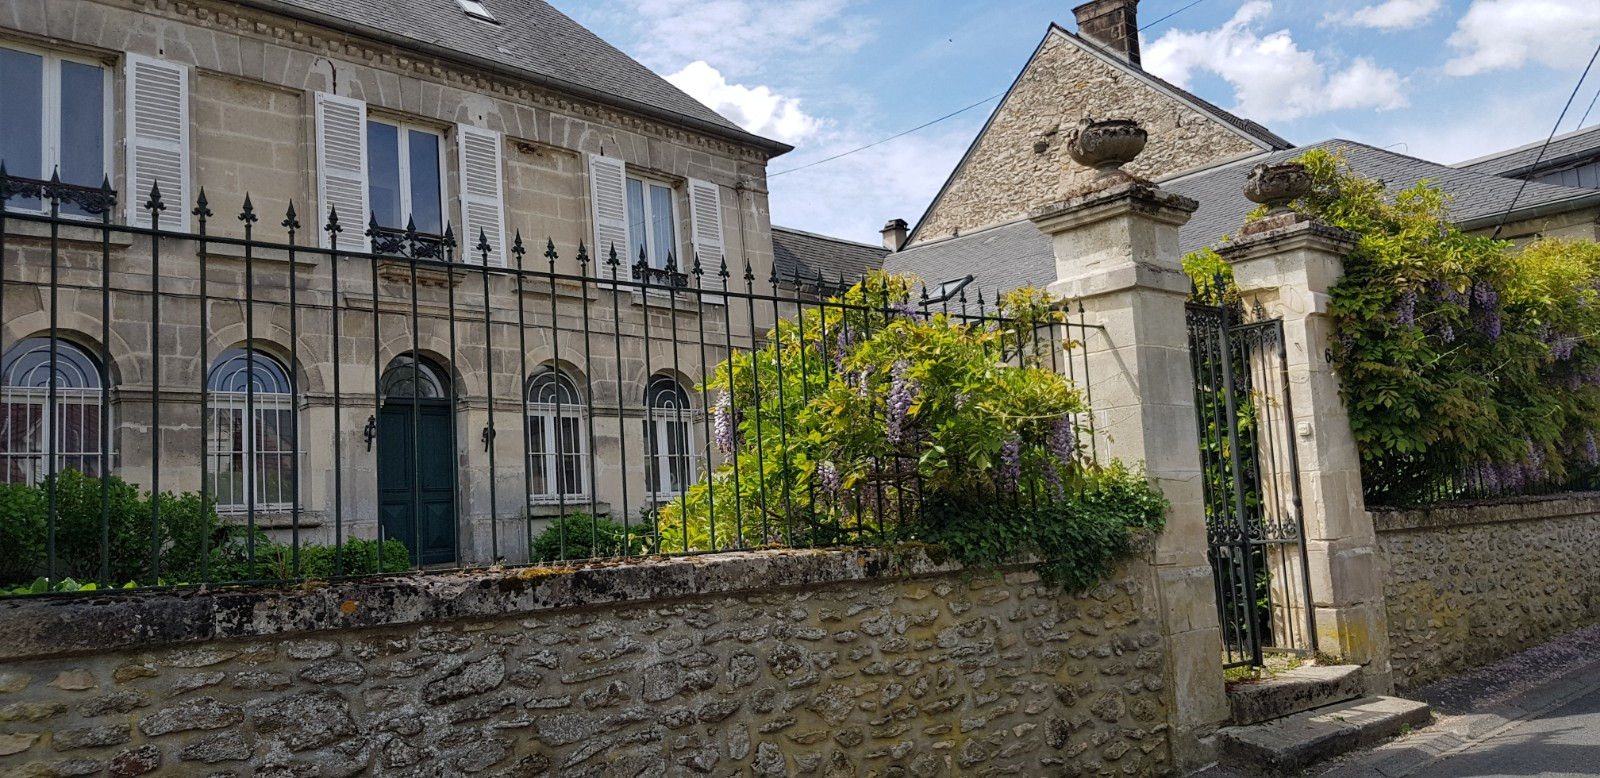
[1445,0,1600,76]
[1143,1,1408,122]
[766,126,975,245]
[667,61,823,144]
[591,0,872,77]
[1324,0,1442,30]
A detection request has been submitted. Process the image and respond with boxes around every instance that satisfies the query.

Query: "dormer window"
[458,0,496,23]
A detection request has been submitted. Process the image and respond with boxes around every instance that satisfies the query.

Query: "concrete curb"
[1316,625,1600,777]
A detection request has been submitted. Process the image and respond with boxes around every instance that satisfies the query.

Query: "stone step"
[1217,696,1433,775]
[1228,665,1366,726]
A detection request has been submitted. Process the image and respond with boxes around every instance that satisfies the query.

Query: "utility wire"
[767,93,1003,178]
[1577,81,1600,130]
[1141,0,1209,31]
[1492,37,1600,240]
[766,0,1211,179]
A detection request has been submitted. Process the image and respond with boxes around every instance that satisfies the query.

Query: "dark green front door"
[377,400,455,565]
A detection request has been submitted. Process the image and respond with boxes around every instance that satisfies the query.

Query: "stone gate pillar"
[1217,166,1391,692]
[1031,151,1226,767]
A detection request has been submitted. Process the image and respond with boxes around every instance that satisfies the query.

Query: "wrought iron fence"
[0,173,1099,594]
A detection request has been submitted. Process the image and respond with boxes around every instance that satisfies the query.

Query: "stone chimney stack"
[1073,0,1140,66]
[881,218,909,251]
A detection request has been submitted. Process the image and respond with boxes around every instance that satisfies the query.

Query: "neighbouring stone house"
[885,0,1600,293]
[0,0,797,566]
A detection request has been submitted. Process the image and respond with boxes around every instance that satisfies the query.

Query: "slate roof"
[772,227,889,285]
[235,0,790,154]
[1456,124,1600,178]
[886,139,1600,296]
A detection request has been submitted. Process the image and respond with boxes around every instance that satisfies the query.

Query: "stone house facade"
[905,0,1290,248]
[0,0,794,566]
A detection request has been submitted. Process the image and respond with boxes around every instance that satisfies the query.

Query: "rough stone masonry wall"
[0,548,1174,777]
[1377,494,1600,691]
[911,31,1262,245]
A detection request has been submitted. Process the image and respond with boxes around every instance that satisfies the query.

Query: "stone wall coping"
[0,546,978,663]
[1372,491,1600,533]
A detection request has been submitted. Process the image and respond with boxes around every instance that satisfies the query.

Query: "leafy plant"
[530,514,648,562]
[652,273,1165,591]
[1189,149,1600,504]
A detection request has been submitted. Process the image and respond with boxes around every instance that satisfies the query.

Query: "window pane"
[528,416,548,496]
[626,178,647,268]
[650,185,675,269]
[366,122,402,229]
[407,129,442,234]
[58,62,104,189]
[0,48,43,210]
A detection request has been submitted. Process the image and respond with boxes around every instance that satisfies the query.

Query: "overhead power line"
[1491,37,1600,240]
[766,0,1212,179]
[767,93,1004,178]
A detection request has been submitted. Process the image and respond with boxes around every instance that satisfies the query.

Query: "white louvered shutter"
[313,92,367,249]
[124,54,190,231]
[587,153,628,279]
[457,125,506,266]
[687,178,725,269]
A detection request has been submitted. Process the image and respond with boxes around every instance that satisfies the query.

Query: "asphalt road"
[1403,684,1600,778]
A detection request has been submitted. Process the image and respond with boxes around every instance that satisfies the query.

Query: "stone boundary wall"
[0,548,1176,776]
[1376,493,1600,690]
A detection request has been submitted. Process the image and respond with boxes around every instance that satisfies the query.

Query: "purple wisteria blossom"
[1049,416,1076,466]
[1587,431,1599,467]
[886,361,919,444]
[816,461,841,494]
[1396,291,1417,327]
[713,393,738,454]
[999,436,1022,492]
[1552,335,1579,361]
[834,327,856,373]
[889,301,925,321]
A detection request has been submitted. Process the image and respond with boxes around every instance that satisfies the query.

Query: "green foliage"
[0,469,416,591]
[530,514,648,562]
[913,462,1166,590]
[653,273,1165,590]
[1188,149,1600,503]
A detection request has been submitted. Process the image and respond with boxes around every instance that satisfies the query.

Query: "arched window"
[380,354,450,400]
[526,368,586,502]
[207,348,294,511]
[0,338,105,484]
[644,375,694,501]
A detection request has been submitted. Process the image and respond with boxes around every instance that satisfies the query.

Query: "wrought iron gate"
[1187,291,1316,668]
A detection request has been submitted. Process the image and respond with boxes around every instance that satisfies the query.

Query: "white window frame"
[526,371,589,504]
[644,378,697,504]
[0,339,107,486]
[627,175,681,271]
[365,116,448,236]
[207,351,297,514]
[0,42,112,219]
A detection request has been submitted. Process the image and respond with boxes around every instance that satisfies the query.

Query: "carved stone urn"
[1243,161,1311,214]
[1066,118,1147,177]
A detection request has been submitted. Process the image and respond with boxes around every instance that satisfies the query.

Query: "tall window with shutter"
[457,125,506,266]
[587,153,628,276]
[314,92,368,249]
[124,54,188,228]
[687,178,725,265]
[0,45,111,219]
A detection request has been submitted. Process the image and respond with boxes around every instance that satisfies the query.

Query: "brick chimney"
[881,218,909,251]
[1073,0,1140,66]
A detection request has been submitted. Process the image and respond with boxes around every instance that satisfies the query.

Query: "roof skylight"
[458,0,497,23]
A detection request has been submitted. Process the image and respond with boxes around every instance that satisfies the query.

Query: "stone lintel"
[1218,218,1358,294]
[1047,260,1191,301]
[1029,177,1199,236]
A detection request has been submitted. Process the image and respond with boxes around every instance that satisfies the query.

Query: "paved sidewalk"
[1317,623,1600,778]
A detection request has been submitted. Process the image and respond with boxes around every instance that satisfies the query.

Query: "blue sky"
[558,0,1600,243]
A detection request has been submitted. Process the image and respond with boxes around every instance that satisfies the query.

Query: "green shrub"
[0,482,43,582]
[531,514,646,562]
[912,462,1166,591]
